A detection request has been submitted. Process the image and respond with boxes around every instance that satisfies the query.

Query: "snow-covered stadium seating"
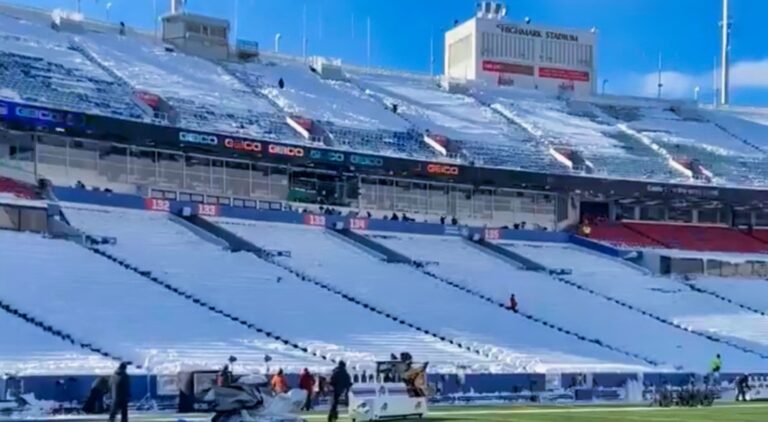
[0,229,325,374]
[0,304,115,375]
[595,102,768,186]
[226,58,438,159]
[351,71,561,171]
[62,206,499,373]
[75,32,297,140]
[370,232,767,372]
[218,219,658,373]
[504,241,768,357]
[0,14,143,120]
[474,87,683,181]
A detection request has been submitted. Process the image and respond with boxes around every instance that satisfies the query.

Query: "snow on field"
[220,220,654,373]
[0,228,324,374]
[238,59,411,132]
[504,241,768,360]
[372,232,767,371]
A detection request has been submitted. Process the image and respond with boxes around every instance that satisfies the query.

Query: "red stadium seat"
[625,222,768,253]
[587,222,664,248]
[0,177,38,200]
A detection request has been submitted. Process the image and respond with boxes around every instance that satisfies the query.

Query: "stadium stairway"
[414,267,661,366]
[544,269,768,360]
[468,240,768,360]
[330,228,412,263]
[681,282,768,317]
[0,294,126,365]
[184,216,498,361]
[468,238,547,271]
[81,243,330,363]
[328,229,661,366]
[67,39,154,120]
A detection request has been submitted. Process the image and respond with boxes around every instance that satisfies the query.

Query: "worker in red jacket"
[298,368,315,411]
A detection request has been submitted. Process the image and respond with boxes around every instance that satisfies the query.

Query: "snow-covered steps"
[0,300,116,375]
[218,220,653,373]
[64,206,496,373]
[503,241,768,367]
[86,245,330,365]
[0,293,124,367]
[0,228,324,374]
[370,233,768,372]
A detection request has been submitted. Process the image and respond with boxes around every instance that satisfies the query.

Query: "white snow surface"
[351,71,529,145]
[694,278,768,315]
[701,108,768,152]
[0,228,324,375]
[502,241,768,364]
[218,220,655,374]
[62,206,494,374]
[473,86,624,154]
[237,59,411,132]
[77,32,276,114]
[371,232,767,372]
[0,299,115,375]
[628,108,756,156]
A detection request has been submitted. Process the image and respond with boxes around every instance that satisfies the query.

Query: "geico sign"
[350,155,384,167]
[310,150,345,162]
[16,107,64,122]
[179,132,218,145]
[427,164,459,176]
[268,144,305,157]
[225,138,262,152]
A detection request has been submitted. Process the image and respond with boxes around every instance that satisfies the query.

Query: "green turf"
[301,403,768,422]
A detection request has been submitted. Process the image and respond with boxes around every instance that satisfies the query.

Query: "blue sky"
[10,0,768,105]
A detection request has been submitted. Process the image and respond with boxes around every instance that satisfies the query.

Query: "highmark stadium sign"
[496,23,580,42]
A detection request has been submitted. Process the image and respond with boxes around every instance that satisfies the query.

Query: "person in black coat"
[83,376,110,414]
[217,364,233,387]
[328,361,352,422]
[736,374,751,402]
[109,362,131,422]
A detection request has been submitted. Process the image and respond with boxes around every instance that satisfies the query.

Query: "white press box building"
[445,2,597,96]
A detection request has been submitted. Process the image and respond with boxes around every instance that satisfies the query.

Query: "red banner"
[538,67,590,82]
[145,198,171,212]
[484,228,501,240]
[349,218,369,231]
[304,214,326,227]
[197,203,220,217]
[482,61,535,76]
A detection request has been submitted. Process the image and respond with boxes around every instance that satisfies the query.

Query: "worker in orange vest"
[271,369,289,394]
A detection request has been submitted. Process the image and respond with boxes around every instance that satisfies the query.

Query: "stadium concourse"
[3,0,768,415]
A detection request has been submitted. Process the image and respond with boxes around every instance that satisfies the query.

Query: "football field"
[300,403,768,421]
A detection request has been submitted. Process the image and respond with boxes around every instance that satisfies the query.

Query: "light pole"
[694,86,701,102]
[274,33,281,53]
[105,2,112,22]
[601,79,609,95]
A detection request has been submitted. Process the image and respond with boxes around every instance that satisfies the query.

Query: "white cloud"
[622,58,768,99]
